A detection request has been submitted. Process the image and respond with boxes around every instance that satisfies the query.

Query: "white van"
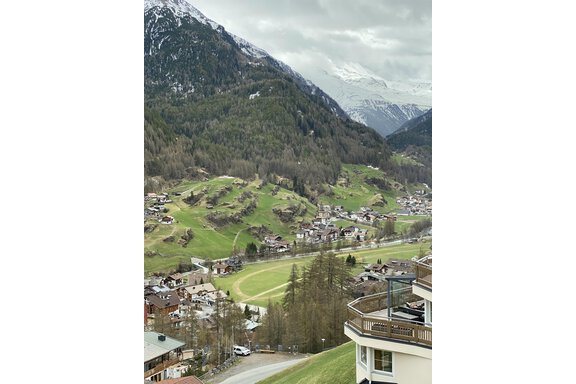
[233,345,251,356]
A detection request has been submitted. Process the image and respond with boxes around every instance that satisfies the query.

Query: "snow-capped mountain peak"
[332,63,387,86]
[297,63,431,137]
[144,0,349,119]
[144,0,219,30]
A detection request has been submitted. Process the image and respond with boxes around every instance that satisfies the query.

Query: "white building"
[344,254,432,384]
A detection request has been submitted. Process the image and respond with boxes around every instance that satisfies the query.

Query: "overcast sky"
[191,0,431,83]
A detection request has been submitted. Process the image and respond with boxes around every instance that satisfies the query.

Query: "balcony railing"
[346,291,432,347]
[144,357,181,379]
[416,259,432,289]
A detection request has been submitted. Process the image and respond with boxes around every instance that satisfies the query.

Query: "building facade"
[344,255,432,384]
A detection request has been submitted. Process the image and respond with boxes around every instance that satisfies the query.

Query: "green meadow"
[212,241,431,307]
[144,176,317,274]
[144,165,429,276]
[256,341,356,384]
[316,164,406,213]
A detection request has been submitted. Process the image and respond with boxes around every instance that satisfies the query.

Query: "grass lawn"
[256,341,356,384]
[213,258,312,306]
[212,241,431,306]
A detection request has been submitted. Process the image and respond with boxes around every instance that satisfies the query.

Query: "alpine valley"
[144,0,431,197]
[143,3,433,380]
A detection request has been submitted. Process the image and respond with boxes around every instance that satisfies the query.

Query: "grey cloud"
[191,0,431,82]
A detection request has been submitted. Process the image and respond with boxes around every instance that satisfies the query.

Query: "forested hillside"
[144,1,396,193]
[385,109,432,187]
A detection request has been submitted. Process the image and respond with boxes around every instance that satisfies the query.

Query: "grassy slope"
[256,341,356,384]
[317,164,403,213]
[144,177,317,274]
[391,153,423,166]
[145,165,427,275]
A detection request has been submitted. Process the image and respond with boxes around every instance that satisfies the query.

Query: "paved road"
[217,358,307,384]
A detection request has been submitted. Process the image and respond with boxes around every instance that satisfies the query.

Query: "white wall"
[354,345,431,384]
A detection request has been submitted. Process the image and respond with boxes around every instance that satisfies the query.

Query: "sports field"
[213,241,431,307]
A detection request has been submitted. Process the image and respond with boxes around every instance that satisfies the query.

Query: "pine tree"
[282,264,300,310]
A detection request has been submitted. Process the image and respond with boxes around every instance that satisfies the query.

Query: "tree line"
[259,252,352,353]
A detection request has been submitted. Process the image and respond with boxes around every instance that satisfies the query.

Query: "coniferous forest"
[144,4,430,195]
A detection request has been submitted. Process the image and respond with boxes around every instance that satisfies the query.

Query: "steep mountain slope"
[385,109,432,186]
[299,63,431,137]
[387,109,432,150]
[144,0,393,191]
[144,0,347,118]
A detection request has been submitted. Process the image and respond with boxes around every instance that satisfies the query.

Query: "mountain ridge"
[299,63,431,137]
[385,109,432,187]
[144,0,432,196]
[144,0,407,195]
[144,0,349,119]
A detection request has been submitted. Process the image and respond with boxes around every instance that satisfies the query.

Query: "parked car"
[233,345,251,356]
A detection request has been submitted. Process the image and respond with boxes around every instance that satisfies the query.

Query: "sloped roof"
[168,272,183,280]
[144,332,185,363]
[185,283,216,294]
[245,319,260,331]
[206,290,227,300]
[147,291,181,309]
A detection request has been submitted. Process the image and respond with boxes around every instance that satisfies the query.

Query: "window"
[360,345,367,365]
[374,349,393,373]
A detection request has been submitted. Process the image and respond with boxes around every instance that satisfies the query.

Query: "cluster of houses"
[348,258,416,296]
[262,235,292,253]
[145,192,175,224]
[295,222,368,244]
[144,271,260,383]
[144,270,259,329]
[395,191,432,216]
[315,204,398,225]
[262,222,368,251]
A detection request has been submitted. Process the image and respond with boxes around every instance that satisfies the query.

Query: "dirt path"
[243,282,289,302]
[232,227,248,253]
[231,264,289,301]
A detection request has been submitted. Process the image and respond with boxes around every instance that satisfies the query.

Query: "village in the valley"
[144,188,432,380]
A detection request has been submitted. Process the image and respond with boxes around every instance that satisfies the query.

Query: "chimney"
[158,334,166,341]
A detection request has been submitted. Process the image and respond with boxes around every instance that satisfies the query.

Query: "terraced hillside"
[144,164,431,275]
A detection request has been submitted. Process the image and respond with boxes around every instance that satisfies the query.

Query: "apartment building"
[344,254,432,384]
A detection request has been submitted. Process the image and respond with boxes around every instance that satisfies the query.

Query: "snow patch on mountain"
[145,0,348,119]
[298,63,431,137]
[145,0,219,30]
[230,34,268,59]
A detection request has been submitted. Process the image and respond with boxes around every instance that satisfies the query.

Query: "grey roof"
[144,332,185,363]
[245,319,260,331]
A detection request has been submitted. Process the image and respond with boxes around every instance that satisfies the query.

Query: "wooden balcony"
[346,291,432,347]
[144,357,181,379]
[415,255,432,289]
